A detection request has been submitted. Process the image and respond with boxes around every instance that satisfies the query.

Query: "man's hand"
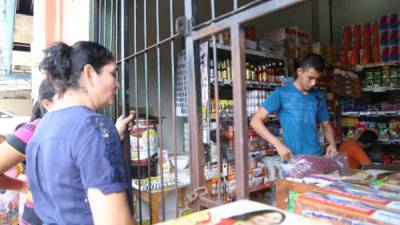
[325,144,337,157]
[115,113,134,141]
[276,144,293,161]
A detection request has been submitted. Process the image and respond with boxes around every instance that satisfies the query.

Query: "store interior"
[128,1,400,224]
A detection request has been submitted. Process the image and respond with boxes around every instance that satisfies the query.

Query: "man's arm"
[88,188,135,225]
[250,108,292,160]
[321,121,337,156]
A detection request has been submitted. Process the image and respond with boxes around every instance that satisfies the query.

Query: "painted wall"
[0,99,33,116]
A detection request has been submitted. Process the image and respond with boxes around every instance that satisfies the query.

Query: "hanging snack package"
[281,153,350,179]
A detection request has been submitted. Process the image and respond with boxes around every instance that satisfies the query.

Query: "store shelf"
[210,114,277,121]
[214,44,282,60]
[362,87,400,92]
[341,111,400,117]
[210,78,282,90]
[335,61,400,72]
[249,181,274,193]
[378,139,400,145]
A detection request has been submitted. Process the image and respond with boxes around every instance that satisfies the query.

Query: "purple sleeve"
[76,115,130,194]
[6,120,39,155]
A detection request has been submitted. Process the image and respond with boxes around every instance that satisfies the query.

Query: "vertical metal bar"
[211,0,215,19]
[230,23,249,199]
[120,0,133,215]
[233,0,238,10]
[98,0,102,43]
[133,0,143,223]
[155,0,166,221]
[110,0,113,50]
[92,0,99,43]
[211,35,222,200]
[185,0,204,211]
[103,0,107,45]
[143,1,153,224]
[169,0,178,218]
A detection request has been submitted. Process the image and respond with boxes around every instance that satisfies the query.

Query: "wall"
[0,99,33,116]
[13,14,33,44]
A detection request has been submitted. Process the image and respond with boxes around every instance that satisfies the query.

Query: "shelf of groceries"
[341,111,400,117]
[336,61,400,72]
[212,43,283,60]
[210,77,282,90]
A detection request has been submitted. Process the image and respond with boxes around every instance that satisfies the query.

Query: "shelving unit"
[335,61,400,72]
[341,111,400,117]
[210,77,282,90]
[213,43,283,60]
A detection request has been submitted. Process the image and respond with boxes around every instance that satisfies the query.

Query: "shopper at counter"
[339,129,377,169]
[26,42,134,225]
[250,53,337,160]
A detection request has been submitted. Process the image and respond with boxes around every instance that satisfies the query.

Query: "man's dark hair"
[297,53,326,73]
[358,130,378,145]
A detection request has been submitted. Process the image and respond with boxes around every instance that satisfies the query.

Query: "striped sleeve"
[5,120,39,155]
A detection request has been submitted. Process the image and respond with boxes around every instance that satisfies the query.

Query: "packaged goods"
[342,26,351,50]
[389,13,398,29]
[380,46,390,63]
[281,154,349,179]
[318,185,400,213]
[380,15,389,30]
[390,45,399,61]
[0,167,19,225]
[352,25,362,50]
[380,31,389,46]
[295,191,400,225]
[389,29,398,45]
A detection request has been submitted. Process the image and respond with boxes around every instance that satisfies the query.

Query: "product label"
[370,210,400,224]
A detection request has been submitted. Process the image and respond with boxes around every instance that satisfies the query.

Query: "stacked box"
[317,185,400,213]
[295,191,400,225]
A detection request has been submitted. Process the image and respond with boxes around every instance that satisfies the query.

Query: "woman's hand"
[115,113,134,141]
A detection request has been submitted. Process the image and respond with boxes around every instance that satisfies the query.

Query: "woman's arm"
[88,188,135,225]
[0,142,27,192]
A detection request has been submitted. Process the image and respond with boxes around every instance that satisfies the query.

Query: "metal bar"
[103,0,107,45]
[120,0,133,215]
[230,23,248,199]
[185,0,204,212]
[169,0,178,218]
[110,0,113,50]
[155,0,166,221]
[92,0,99,43]
[143,1,153,224]
[211,35,222,201]
[133,1,143,224]
[191,0,304,41]
[211,0,215,19]
[98,0,102,43]
[116,33,180,64]
[233,0,238,10]
[194,0,263,30]
[115,0,119,60]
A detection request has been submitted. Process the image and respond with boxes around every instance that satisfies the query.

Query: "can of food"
[130,116,159,166]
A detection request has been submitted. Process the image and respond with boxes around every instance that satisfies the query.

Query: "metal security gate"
[93,0,304,224]
[184,0,304,211]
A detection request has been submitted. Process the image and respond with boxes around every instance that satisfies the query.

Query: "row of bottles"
[208,90,272,119]
[209,59,285,84]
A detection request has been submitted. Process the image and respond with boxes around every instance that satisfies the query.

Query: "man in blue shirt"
[250,53,337,160]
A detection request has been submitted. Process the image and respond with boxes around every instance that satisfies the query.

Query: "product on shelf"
[340,12,400,66]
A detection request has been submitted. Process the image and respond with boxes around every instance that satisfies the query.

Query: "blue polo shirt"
[262,82,329,155]
[26,106,130,225]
